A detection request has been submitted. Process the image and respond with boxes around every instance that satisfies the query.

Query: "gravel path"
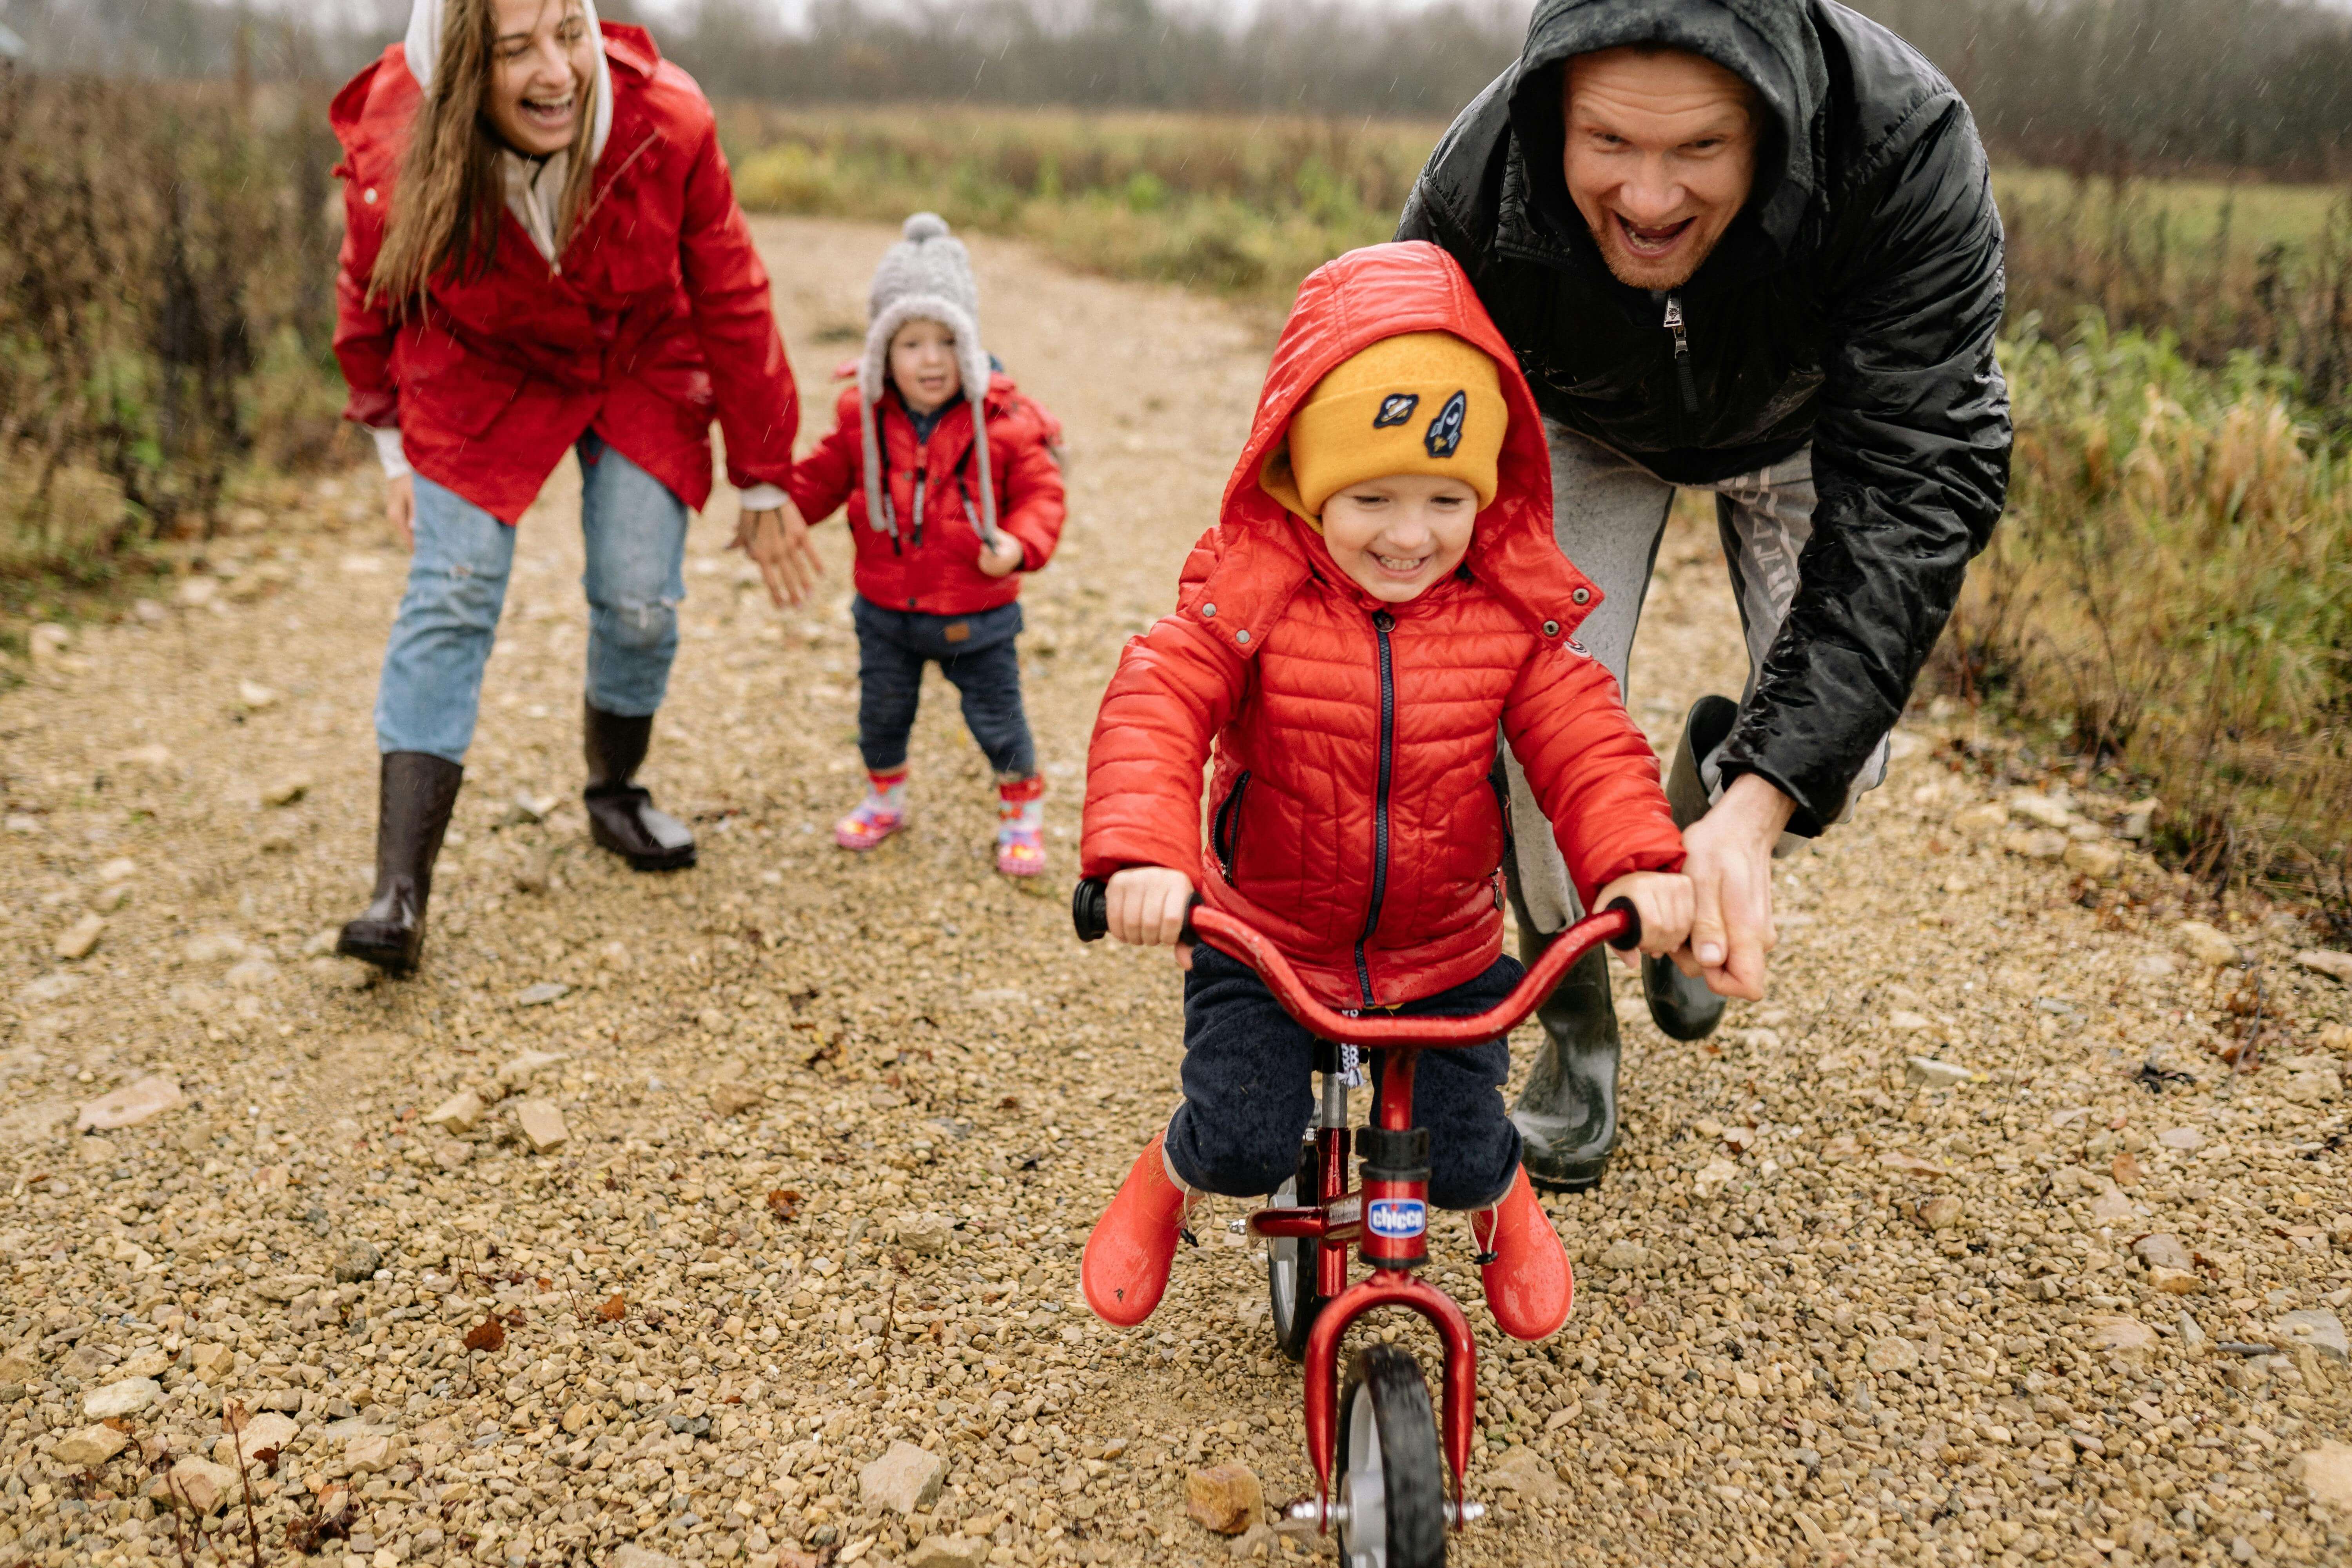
[2,217,2349,1568]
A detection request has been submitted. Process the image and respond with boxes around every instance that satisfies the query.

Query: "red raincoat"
[330,25,797,523]
[788,376,1066,617]
[1080,242,1685,1010]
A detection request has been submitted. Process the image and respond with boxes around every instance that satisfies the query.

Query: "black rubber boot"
[1508,928,1621,1193]
[582,702,695,871]
[337,751,464,975]
[1642,695,1740,1041]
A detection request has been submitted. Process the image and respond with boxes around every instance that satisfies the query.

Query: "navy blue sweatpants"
[1163,944,1524,1212]
[851,596,1036,778]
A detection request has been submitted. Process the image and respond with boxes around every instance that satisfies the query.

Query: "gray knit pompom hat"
[858,213,999,547]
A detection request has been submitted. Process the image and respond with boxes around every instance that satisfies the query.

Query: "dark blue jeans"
[851,596,1036,777]
[1164,944,1524,1212]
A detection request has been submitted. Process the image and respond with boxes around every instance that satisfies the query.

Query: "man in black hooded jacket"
[1398,0,2010,1190]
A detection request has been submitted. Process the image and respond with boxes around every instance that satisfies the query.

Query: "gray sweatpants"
[1505,423,1890,934]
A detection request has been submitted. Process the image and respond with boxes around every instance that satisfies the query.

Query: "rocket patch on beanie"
[1261,332,1507,523]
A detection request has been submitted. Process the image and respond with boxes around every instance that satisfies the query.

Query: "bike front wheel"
[1333,1343,1447,1568]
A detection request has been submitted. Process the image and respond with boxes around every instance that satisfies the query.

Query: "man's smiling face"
[1561,46,1760,290]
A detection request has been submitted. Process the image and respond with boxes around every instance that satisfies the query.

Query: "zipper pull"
[911,472,927,547]
[1663,291,1699,415]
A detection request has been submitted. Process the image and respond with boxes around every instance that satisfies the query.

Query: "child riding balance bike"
[1073,242,1698,1561]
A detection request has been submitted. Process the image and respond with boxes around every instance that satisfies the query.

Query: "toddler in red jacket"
[788,214,1066,875]
[1077,242,1694,1340]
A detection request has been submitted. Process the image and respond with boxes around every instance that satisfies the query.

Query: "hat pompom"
[903,212,951,243]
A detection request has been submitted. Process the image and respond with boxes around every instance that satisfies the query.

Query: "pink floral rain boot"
[995,774,1045,877]
[834,769,909,851]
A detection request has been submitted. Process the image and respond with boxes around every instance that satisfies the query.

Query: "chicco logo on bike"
[1367,1199,1428,1240]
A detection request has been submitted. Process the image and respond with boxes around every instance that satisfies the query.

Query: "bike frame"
[1205,901,1638,1533]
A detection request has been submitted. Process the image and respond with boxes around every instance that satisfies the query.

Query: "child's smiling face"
[888,318,962,415]
[1319,474,1479,603]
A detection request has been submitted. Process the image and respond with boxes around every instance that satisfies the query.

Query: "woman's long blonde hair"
[369,0,600,307]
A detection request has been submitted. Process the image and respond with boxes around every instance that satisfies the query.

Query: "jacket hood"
[1194,241,1600,646]
[1506,0,1826,263]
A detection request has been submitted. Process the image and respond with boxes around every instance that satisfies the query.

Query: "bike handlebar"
[1071,877,1643,1049]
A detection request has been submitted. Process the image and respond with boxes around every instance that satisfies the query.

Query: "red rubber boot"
[1471,1166,1575,1341]
[1081,1132,1198,1328]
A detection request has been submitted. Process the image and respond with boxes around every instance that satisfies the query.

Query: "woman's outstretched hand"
[735,502,824,608]
[386,474,415,551]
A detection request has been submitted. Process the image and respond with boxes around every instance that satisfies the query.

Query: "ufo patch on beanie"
[1373,393,1419,429]
[1424,390,1468,458]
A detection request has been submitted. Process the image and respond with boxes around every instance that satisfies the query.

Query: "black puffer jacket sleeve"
[1717,96,2009,835]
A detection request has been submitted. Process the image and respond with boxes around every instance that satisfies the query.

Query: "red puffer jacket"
[330,25,798,524]
[1081,242,1685,1010]
[788,375,1066,616]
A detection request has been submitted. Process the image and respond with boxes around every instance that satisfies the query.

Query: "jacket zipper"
[1663,291,1699,415]
[1353,610,1397,1007]
[1488,765,1514,911]
[1212,770,1252,882]
[910,470,927,549]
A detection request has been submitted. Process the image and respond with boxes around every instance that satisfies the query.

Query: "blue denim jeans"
[374,434,689,761]
[850,596,1035,778]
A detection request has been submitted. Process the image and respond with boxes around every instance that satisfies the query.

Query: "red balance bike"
[1073,879,1639,1568]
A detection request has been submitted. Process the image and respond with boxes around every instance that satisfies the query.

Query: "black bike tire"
[1334,1342,1448,1568]
[1266,1142,1325,1362]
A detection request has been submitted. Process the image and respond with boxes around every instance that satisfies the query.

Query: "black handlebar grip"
[1604,896,1643,952]
[1074,878,1203,944]
[1073,878,1110,942]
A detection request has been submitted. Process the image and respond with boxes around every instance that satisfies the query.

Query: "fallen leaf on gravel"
[597,1293,628,1322]
[463,1317,506,1353]
[767,1188,803,1219]
[2111,1151,2145,1186]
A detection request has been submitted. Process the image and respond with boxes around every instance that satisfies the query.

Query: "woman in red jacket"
[1077,243,1694,1341]
[787,216,1067,876]
[328,0,817,972]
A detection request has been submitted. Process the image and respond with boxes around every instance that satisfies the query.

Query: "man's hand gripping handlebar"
[1073,878,1641,1049]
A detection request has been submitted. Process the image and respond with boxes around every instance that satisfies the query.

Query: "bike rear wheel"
[1266,1142,1325,1362]
[1334,1343,1447,1568]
